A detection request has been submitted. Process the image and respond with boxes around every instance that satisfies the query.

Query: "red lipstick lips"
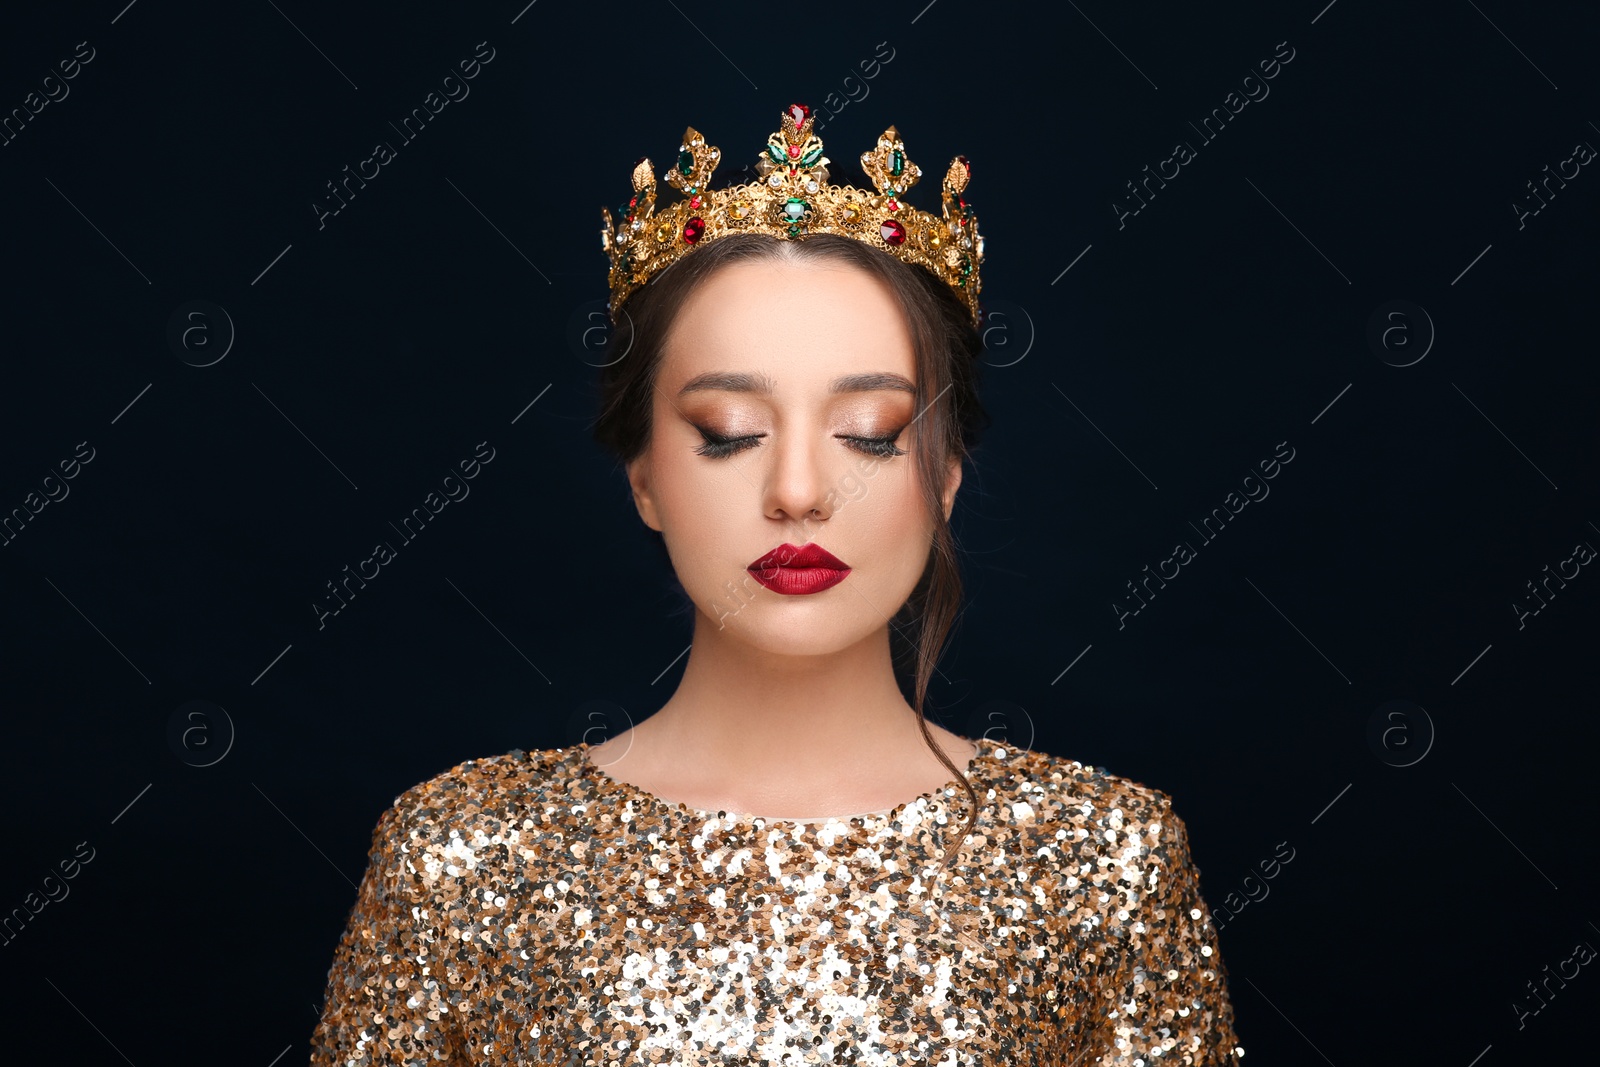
[747,542,851,595]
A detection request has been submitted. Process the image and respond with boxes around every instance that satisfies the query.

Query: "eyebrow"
[676,370,916,397]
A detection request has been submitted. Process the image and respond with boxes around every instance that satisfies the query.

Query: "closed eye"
[692,429,763,459]
[843,432,908,459]
[692,427,908,460]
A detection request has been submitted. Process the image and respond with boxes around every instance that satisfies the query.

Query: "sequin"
[309,739,1244,1064]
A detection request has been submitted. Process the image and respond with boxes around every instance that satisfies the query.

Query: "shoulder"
[987,743,1211,920]
[365,745,590,881]
[983,741,1192,856]
[386,745,576,817]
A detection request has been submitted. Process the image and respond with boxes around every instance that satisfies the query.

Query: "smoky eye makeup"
[690,426,761,459]
[842,428,909,459]
[689,422,909,460]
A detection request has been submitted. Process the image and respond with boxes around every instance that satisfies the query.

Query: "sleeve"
[309,799,462,1066]
[1084,792,1245,1065]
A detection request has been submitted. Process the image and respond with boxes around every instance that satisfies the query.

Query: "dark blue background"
[1,0,1595,1062]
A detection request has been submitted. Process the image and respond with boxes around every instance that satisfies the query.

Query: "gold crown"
[600,103,985,325]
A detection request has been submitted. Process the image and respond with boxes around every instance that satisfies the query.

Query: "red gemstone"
[880,219,906,245]
[689,195,702,208]
[787,103,810,127]
[683,217,706,242]
[885,197,900,212]
[787,144,801,158]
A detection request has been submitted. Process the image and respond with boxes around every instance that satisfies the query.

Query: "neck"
[640,608,940,789]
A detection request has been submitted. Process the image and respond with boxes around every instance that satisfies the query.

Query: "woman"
[310,105,1244,1065]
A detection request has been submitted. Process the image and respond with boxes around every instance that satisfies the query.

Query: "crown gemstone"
[603,108,982,326]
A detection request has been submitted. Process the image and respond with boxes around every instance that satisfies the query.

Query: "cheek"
[845,460,929,539]
[650,461,754,580]
[650,445,734,525]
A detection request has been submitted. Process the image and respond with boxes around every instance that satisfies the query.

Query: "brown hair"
[591,231,990,872]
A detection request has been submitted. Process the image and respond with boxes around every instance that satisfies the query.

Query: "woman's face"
[626,255,962,658]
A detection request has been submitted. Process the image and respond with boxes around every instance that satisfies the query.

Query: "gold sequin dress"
[310,738,1244,1065]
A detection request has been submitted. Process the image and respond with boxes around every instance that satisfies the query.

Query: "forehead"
[658,256,917,390]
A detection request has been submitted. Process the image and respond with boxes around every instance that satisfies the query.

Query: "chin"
[702,599,885,658]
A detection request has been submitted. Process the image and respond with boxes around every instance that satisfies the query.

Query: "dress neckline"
[575,736,998,827]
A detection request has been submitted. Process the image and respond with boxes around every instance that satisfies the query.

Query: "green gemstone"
[768,144,786,165]
[890,149,904,177]
[677,149,695,176]
[800,145,823,167]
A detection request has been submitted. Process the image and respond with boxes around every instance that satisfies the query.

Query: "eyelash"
[692,427,908,460]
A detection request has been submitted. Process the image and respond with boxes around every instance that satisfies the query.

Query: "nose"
[763,430,833,529]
